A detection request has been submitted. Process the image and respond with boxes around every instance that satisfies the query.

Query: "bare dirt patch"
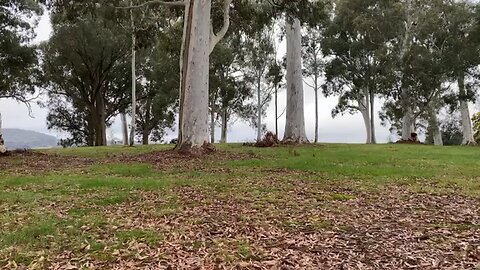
[0,149,93,174]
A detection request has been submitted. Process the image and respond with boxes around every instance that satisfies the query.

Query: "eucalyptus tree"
[440,0,480,145]
[302,24,324,143]
[1,0,44,146]
[42,4,132,146]
[1,0,42,103]
[209,35,255,143]
[265,0,327,143]
[117,0,233,152]
[239,26,278,142]
[323,0,399,144]
[380,0,479,145]
[135,23,181,144]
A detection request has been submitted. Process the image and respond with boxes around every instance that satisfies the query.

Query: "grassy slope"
[0,144,479,269]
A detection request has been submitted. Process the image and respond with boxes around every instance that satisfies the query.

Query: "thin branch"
[117,0,185,9]
[303,78,314,89]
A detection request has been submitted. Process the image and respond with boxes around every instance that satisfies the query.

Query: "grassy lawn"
[0,144,479,269]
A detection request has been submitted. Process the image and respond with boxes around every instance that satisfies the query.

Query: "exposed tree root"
[176,141,216,156]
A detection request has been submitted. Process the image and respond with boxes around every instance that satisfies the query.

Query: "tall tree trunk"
[220,108,227,143]
[210,100,216,143]
[86,114,95,147]
[428,107,443,146]
[359,95,372,144]
[257,75,262,142]
[94,95,107,146]
[401,107,415,141]
[121,113,129,145]
[361,109,372,144]
[142,97,152,145]
[283,17,308,143]
[142,128,149,145]
[458,72,476,145]
[129,3,137,147]
[400,0,414,141]
[369,88,376,144]
[0,112,5,153]
[176,0,211,152]
[314,75,319,143]
[274,85,278,137]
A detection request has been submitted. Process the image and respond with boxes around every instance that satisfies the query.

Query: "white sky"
[0,13,423,144]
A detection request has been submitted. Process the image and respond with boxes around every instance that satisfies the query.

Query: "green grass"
[1,143,479,267]
[116,229,164,246]
[225,144,480,194]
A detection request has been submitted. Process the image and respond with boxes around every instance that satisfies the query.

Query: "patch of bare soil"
[0,149,93,174]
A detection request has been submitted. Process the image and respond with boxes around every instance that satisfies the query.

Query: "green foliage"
[323,0,398,117]
[135,23,181,144]
[42,10,132,146]
[380,0,480,134]
[0,0,43,105]
[473,112,480,144]
[237,26,278,130]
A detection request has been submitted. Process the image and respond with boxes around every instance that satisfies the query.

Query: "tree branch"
[209,0,232,54]
[118,0,185,9]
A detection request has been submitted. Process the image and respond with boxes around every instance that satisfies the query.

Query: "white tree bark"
[401,107,415,140]
[369,89,376,144]
[460,101,475,145]
[400,0,415,141]
[314,75,319,143]
[129,2,137,147]
[358,94,372,144]
[458,73,476,145]
[210,100,216,143]
[429,111,443,146]
[177,0,212,151]
[121,113,129,145]
[256,75,262,142]
[176,0,232,152]
[0,112,6,153]
[283,17,308,143]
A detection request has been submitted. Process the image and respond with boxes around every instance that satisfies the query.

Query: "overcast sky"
[0,13,430,144]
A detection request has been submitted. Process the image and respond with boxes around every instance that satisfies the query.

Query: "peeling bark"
[283,17,308,144]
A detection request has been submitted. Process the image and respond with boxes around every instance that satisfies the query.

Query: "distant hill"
[1,129,58,149]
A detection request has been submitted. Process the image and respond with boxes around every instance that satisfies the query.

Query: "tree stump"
[255,132,280,147]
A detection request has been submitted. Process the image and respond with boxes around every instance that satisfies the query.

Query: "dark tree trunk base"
[176,141,216,156]
[282,137,310,145]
